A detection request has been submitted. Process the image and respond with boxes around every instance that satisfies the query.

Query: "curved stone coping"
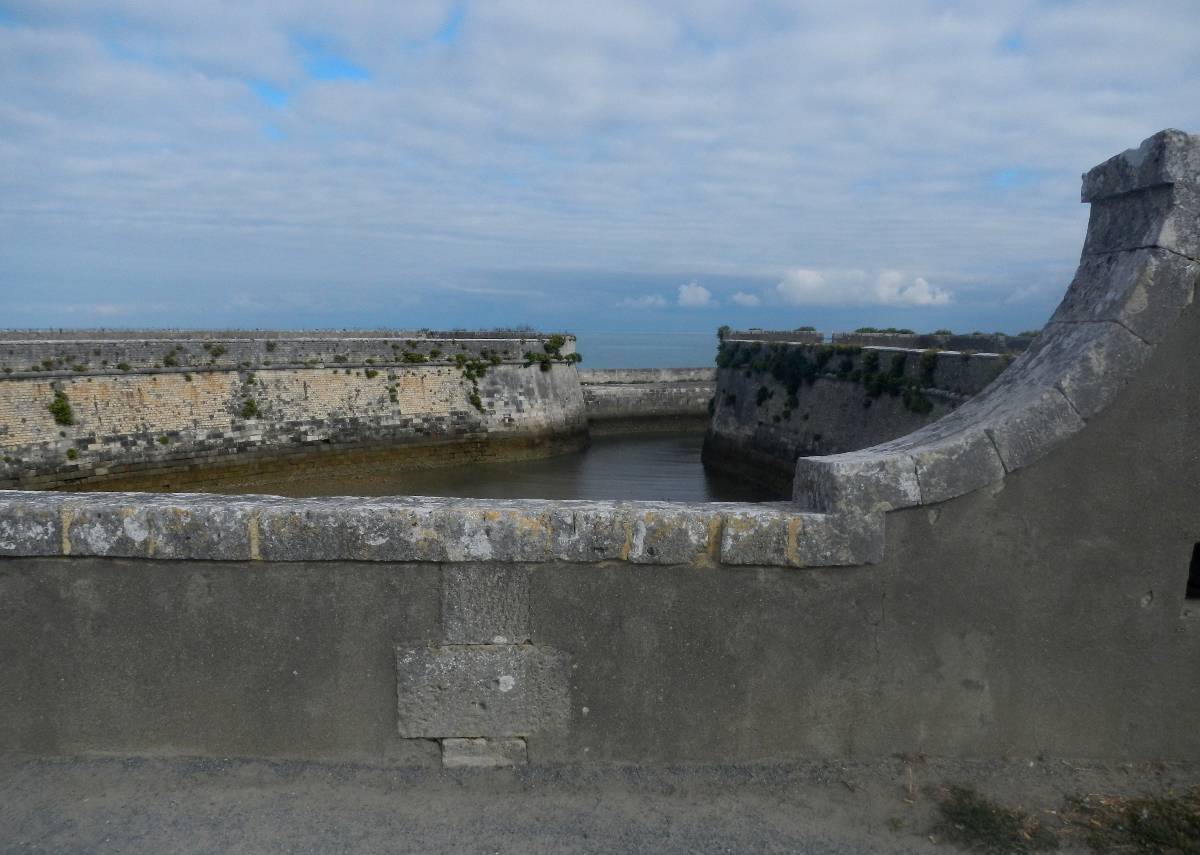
[794,129,1200,515]
[0,491,883,569]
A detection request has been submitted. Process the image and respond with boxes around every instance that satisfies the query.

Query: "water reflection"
[230,432,781,502]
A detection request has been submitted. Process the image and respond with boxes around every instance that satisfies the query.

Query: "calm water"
[235,432,781,502]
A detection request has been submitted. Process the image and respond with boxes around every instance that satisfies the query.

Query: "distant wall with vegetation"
[0,332,586,490]
[703,340,1011,488]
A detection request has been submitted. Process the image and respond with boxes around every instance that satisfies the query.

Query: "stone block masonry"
[703,343,1010,488]
[578,368,715,433]
[0,332,586,489]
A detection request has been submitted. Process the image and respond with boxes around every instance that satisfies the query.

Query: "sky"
[1,1,1198,335]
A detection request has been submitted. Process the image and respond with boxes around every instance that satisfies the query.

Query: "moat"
[150,431,782,502]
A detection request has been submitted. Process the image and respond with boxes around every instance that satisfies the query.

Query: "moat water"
[197,432,781,503]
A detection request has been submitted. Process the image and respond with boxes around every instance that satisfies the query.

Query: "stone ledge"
[1082,128,1200,202]
[0,491,882,568]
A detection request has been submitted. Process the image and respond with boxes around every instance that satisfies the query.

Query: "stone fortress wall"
[0,332,586,490]
[0,130,1197,769]
[577,368,715,433]
[703,342,1013,488]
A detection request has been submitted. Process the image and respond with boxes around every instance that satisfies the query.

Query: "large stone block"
[0,492,62,556]
[792,450,920,514]
[1051,249,1199,343]
[910,428,1007,505]
[395,644,570,738]
[983,387,1085,472]
[717,506,883,567]
[1082,129,1200,202]
[1082,184,1200,259]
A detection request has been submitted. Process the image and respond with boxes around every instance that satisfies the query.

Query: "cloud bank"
[0,1,1196,329]
[775,269,952,307]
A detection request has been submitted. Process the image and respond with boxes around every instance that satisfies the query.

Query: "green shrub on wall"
[716,340,943,417]
[48,390,74,426]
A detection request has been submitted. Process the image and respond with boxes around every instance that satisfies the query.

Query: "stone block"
[983,388,1085,472]
[718,506,883,568]
[1082,129,1200,202]
[441,737,528,768]
[0,493,62,556]
[909,429,1006,505]
[1044,321,1150,420]
[792,449,921,514]
[1082,184,1200,259]
[1051,248,1199,343]
[395,644,570,739]
[628,506,714,564]
[442,565,530,644]
[547,504,631,562]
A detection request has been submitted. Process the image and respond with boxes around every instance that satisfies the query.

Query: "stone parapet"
[0,490,883,569]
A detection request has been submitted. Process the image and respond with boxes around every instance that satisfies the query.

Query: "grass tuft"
[934,785,1058,853]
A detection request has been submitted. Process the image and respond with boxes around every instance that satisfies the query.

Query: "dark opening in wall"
[1188,544,1200,600]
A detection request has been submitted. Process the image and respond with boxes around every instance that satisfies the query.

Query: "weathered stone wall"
[0,130,1197,769]
[0,333,586,489]
[579,368,715,433]
[726,330,1035,353]
[0,332,571,376]
[703,344,1009,487]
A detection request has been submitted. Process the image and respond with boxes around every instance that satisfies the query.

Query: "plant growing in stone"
[48,390,74,426]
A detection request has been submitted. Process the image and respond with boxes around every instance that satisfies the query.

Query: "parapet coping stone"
[0,490,884,569]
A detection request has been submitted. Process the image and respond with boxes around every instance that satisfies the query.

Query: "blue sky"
[1,0,1198,335]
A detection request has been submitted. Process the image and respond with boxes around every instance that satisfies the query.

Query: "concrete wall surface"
[1,129,1198,767]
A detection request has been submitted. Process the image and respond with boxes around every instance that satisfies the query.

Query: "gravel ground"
[0,753,1195,854]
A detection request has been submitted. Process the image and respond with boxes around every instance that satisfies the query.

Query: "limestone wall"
[579,368,715,432]
[702,343,1009,487]
[0,333,586,489]
[0,331,571,376]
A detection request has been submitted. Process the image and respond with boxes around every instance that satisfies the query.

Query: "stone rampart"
[0,333,586,490]
[579,368,715,433]
[703,343,1009,487]
[0,130,1198,768]
[0,331,572,377]
[727,330,1036,353]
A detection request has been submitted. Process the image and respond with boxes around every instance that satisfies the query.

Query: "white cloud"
[731,291,761,306]
[618,294,667,308]
[775,269,952,307]
[677,282,713,307]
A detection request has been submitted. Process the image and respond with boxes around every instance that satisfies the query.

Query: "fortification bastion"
[0,130,1197,769]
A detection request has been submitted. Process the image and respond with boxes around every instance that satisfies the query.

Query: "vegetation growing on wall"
[48,390,75,426]
[716,340,938,415]
[523,334,582,372]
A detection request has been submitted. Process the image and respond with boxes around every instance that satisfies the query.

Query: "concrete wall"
[0,333,586,490]
[579,368,715,433]
[1,129,1197,768]
[703,345,1008,487]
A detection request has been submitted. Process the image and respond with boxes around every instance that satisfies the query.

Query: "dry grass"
[1056,787,1200,853]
